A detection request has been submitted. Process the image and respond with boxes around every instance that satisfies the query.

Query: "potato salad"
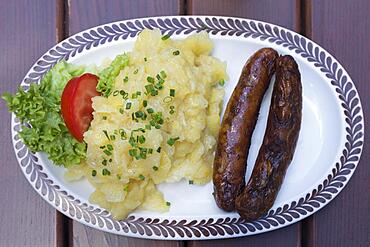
[5,28,227,220]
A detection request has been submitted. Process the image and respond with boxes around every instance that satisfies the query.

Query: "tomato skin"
[61,73,100,142]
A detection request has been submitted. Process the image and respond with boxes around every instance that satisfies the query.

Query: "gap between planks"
[56,0,72,246]
[298,1,313,247]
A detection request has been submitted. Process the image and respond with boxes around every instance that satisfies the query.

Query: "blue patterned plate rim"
[10,16,364,239]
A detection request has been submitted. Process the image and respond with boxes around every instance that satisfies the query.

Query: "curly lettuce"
[97,54,129,97]
[2,61,89,167]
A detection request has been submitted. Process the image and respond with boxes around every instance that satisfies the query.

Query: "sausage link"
[213,48,278,211]
[235,55,302,220]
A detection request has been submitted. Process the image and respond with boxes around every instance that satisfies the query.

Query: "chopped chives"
[138,135,145,144]
[102,159,107,166]
[133,68,138,74]
[147,76,155,83]
[152,112,164,125]
[128,148,137,157]
[107,144,113,151]
[156,76,165,86]
[173,50,180,56]
[148,148,153,154]
[147,108,154,114]
[119,129,127,140]
[91,170,97,177]
[135,111,144,118]
[167,137,180,146]
[152,166,158,171]
[123,185,129,191]
[169,89,175,97]
[123,76,129,83]
[144,57,147,62]
[119,108,124,114]
[150,90,158,96]
[145,124,151,130]
[189,180,194,185]
[113,90,119,96]
[109,135,116,140]
[145,84,155,95]
[122,92,129,99]
[129,136,136,147]
[126,102,132,109]
[155,84,163,90]
[139,148,147,159]
[103,130,110,140]
[156,74,164,83]
[160,70,167,79]
[166,201,171,206]
[143,100,148,107]
[102,168,111,176]
[103,149,112,156]
[156,147,161,153]
[133,128,146,133]
[102,116,107,120]
[161,34,171,40]
[219,79,225,86]
[138,174,145,180]
[99,145,105,149]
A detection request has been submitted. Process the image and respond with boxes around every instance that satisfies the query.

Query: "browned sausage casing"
[213,48,279,211]
[235,55,302,220]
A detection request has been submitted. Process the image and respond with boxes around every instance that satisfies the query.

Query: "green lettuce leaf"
[97,54,129,97]
[2,61,88,167]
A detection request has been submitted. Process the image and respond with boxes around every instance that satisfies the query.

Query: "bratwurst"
[235,55,302,220]
[213,48,278,211]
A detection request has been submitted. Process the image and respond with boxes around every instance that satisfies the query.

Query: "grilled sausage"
[235,55,302,220]
[213,48,279,211]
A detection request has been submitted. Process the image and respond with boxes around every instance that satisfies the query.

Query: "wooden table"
[0,1,369,246]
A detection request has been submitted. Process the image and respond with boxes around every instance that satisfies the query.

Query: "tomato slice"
[61,73,100,142]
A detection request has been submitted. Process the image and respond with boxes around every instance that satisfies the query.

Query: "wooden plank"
[0,1,58,246]
[73,222,182,247]
[305,0,370,246]
[188,0,300,30]
[188,0,301,246]
[69,0,183,35]
[188,225,300,247]
[68,0,183,246]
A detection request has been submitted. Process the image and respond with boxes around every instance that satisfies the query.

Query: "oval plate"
[11,16,364,239]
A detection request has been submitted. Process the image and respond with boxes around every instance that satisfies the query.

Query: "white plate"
[12,16,364,239]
